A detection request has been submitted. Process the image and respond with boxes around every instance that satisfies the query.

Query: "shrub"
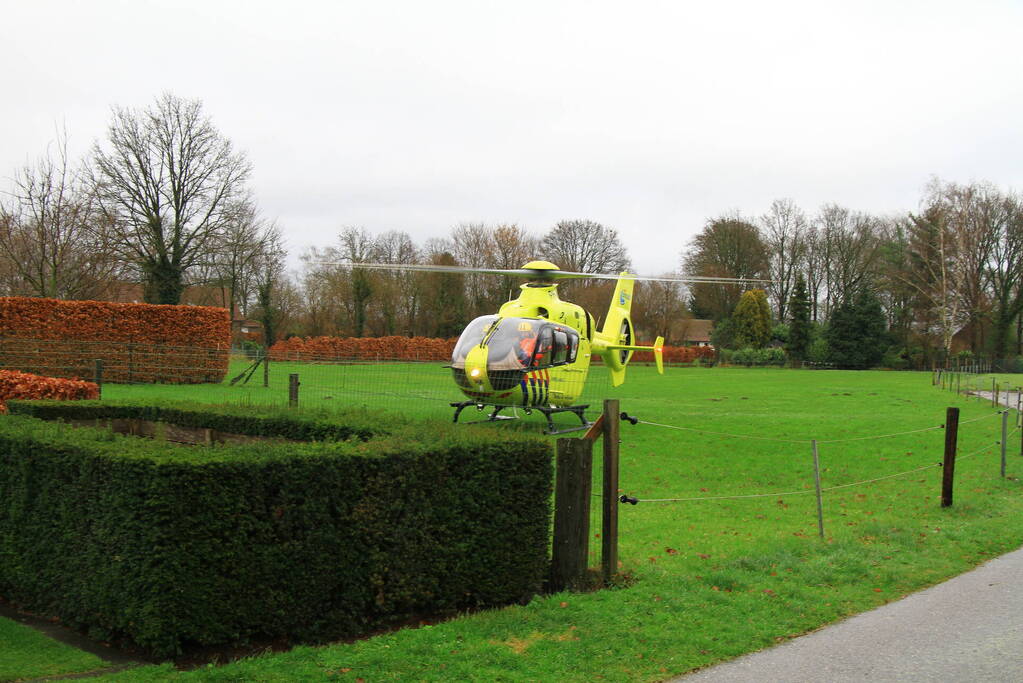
[730,347,786,366]
[807,337,830,365]
[0,402,552,657]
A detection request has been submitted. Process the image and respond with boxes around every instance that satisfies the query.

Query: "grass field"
[0,616,107,681]
[6,363,1023,681]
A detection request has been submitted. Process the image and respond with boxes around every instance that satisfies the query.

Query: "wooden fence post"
[288,373,299,408]
[601,399,620,584]
[942,407,959,508]
[93,359,103,399]
[550,437,593,592]
[1001,410,1008,479]
[812,440,825,539]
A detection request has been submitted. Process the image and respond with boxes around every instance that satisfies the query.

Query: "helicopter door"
[531,326,554,368]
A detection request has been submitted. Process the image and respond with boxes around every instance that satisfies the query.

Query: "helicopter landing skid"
[450,401,592,436]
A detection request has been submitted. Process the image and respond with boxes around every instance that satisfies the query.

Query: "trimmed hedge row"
[270,335,457,362]
[0,370,99,413]
[0,402,552,657]
[0,297,231,384]
[269,334,715,365]
[627,345,715,365]
[10,400,386,443]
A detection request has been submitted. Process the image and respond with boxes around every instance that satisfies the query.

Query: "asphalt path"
[676,543,1023,682]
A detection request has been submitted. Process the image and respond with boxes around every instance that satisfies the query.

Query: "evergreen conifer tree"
[786,276,811,362]
[825,288,888,368]
[732,289,772,348]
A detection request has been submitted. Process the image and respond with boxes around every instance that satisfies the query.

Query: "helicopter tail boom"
[593,273,640,387]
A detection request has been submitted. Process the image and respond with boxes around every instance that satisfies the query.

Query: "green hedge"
[0,402,552,657]
[8,399,388,442]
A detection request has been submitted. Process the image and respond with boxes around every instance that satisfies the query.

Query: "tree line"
[2,94,1020,368]
[686,185,1023,368]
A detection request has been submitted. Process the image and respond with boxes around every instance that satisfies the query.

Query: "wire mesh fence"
[0,339,634,427]
[0,337,228,384]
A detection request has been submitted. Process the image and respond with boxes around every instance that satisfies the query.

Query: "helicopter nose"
[463,346,490,391]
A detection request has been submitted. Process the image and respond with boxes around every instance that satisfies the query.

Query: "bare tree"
[373,230,421,335]
[451,222,498,316]
[900,198,969,361]
[541,219,630,305]
[0,131,118,299]
[91,93,251,304]
[298,246,345,337]
[936,180,999,353]
[987,190,1023,358]
[190,199,283,319]
[251,227,289,347]
[810,204,884,317]
[632,276,689,344]
[760,198,807,321]
[491,223,541,302]
[541,219,630,273]
[336,227,380,337]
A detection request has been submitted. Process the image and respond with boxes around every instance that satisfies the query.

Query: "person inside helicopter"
[484,319,543,371]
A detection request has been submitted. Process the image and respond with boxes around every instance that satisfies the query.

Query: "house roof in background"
[682,319,713,343]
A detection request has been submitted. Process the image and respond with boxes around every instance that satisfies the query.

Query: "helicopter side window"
[552,329,568,365]
[567,332,579,363]
[548,326,579,366]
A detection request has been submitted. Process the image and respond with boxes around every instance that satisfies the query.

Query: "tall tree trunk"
[143,260,185,304]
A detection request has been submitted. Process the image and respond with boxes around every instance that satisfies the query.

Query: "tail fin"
[592,275,667,387]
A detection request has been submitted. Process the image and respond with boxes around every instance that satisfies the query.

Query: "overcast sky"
[4,0,1022,275]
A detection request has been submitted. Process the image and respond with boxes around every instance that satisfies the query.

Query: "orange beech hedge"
[270,336,458,362]
[270,335,714,365]
[629,344,715,364]
[0,297,230,384]
[0,370,98,413]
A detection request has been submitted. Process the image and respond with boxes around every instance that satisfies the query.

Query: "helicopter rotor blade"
[310,262,773,285]
[310,262,592,280]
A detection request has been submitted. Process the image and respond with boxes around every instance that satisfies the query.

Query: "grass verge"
[0,615,108,681]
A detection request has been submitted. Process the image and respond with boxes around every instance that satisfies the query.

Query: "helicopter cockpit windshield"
[451,315,498,369]
[451,315,581,373]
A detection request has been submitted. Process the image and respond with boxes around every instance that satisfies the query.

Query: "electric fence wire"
[622,434,1004,505]
[631,408,1009,445]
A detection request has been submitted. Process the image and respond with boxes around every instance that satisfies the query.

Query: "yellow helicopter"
[348,259,763,433]
[443,260,661,433]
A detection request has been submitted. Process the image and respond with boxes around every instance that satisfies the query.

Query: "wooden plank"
[582,414,605,442]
